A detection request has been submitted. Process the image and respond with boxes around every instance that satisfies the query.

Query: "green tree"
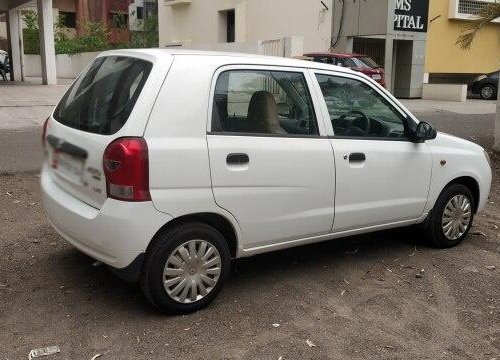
[131,15,159,48]
[455,2,500,152]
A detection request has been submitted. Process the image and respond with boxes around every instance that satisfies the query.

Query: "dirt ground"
[1,121,500,359]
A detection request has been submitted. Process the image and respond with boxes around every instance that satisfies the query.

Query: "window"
[449,0,500,23]
[314,56,334,65]
[59,11,76,28]
[219,9,235,43]
[136,6,144,20]
[315,74,407,139]
[355,56,379,68]
[212,70,318,136]
[226,9,235,43]
[54,56,152,135]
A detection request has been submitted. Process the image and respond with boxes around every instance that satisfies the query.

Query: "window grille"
[458,0,492,15]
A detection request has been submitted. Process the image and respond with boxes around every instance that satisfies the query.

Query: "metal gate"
[353,37,386,67]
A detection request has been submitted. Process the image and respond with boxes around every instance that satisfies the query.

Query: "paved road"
[0,128,43,173]
[0,81,68,174]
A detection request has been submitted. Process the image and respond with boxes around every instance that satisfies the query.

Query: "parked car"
[469,70,499,100]
[305,52,386,87]
[0,50,10,81]
[41,50,492,314]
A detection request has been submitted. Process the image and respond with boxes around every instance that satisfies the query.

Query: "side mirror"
[412,121,437,142]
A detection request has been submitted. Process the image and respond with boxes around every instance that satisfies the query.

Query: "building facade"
[331,0,429,98]
[158,0,333,53]
[425,0,500,83]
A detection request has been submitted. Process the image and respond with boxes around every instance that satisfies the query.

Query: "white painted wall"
[24,51,98,78]
[159,0,332,53]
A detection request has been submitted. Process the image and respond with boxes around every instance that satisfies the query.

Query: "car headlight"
[474,75,487,83]
[484,149,491,167]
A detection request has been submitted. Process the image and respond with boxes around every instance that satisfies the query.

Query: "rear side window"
[53,56,152,135]
[212,70,318,136]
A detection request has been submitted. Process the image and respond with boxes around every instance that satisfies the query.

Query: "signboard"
[394,0,429,33]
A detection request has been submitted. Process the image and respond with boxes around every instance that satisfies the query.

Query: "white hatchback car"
[42,49,492,313]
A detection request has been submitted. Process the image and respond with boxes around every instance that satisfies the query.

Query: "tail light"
[42,117,49,146]
[103,137,151,202]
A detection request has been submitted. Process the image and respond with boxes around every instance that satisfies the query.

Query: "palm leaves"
[456,1,500,50]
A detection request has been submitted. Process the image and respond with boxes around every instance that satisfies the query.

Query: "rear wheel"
[480,84,497,100]
[423,184,475,248]
[141,222,231,314]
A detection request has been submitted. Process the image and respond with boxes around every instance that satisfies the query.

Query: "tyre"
[480,84,497,100]
[141,222,231,314]
[423,183,475,248]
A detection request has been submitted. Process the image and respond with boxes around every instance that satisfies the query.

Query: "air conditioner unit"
[449,0,500,23]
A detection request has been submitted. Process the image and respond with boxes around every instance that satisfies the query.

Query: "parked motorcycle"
[0,50,10,81]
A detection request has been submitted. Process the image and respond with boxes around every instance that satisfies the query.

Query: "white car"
[41,49,492,314]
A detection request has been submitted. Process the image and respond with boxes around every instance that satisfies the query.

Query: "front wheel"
[480,84,497,100]
[141,222,231,314]
[423,184,475,248]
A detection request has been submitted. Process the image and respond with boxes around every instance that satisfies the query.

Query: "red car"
[304,52,386,87]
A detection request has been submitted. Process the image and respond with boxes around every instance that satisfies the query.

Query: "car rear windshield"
[53,56,153,135]
[355,56,379,68]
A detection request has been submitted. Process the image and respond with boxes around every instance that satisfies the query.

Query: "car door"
[311,70,432,232]
[207,66,335,250]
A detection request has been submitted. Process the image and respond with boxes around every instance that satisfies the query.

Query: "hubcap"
[163,240,221,304]
[481,86,493,99]
[442,195,472,240]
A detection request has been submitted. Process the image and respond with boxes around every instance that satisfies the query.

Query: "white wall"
[159,0,332,53]
[24,51,98,78]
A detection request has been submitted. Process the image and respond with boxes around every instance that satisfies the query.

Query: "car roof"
[304,52,367,58]
[100,48,359,76]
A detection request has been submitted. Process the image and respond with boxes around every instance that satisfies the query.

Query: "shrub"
[22,10,40,55]
[22,8,159,56]
[56,22,110,55]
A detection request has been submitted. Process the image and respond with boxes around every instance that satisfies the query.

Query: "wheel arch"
[148,212,239,258]
[442,176,480,213]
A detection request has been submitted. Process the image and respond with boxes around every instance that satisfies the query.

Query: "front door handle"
[227,153,249,165]
[349,152,366,162]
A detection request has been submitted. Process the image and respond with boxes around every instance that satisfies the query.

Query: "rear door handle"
[227,153,249,165]
[349,152,366,162]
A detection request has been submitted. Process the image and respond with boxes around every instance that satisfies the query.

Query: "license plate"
[372,74,382,80]
[53,152,84,182]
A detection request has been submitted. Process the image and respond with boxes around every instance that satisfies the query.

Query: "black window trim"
[311,69,417,142]
[207,131,328,139]
[207,65,324,139]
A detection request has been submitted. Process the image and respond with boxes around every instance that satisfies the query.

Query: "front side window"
[212,70,318,136]
[54,56,152,135]
[315,74,407,139]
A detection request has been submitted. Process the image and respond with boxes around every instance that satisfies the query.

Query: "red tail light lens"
[103,137,151,202]
[42,117,49,146]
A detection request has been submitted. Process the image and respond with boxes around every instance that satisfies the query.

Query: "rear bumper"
[41,165,173,269]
